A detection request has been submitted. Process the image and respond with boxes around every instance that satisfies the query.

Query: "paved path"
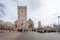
[16,32,60,40]
[0,32,11,37]
[0,32,21,40]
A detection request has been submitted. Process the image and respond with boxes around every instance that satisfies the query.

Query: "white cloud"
[1,0,60,27]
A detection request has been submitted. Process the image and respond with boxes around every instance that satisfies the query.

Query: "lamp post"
[58,16,60,32]
[58,16,60,25]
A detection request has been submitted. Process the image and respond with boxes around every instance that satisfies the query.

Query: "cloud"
[1,0,17,23]
[12,0,41,11]
[1,0,60,27]
[28,0,40,10]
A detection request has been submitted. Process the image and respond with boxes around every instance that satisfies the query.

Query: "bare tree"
[0,3,5,18]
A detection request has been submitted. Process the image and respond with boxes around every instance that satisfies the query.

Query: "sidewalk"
[0,32,21,40]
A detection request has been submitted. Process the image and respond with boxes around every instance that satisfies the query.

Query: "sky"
[0,0,60,27]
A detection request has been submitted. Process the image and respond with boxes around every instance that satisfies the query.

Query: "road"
[16,32,60,40]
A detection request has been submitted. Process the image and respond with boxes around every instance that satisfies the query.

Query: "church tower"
[17,6,27,30]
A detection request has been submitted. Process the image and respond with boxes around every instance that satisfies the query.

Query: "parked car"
[37,30,44,33]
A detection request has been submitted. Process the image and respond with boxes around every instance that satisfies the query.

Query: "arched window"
[15,25,17,28]
[21,10,23,12]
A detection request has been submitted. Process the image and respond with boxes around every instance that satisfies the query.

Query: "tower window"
[21,10,23,12]
[21,23,23,25]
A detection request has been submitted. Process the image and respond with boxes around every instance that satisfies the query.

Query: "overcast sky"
[0,0,60,27]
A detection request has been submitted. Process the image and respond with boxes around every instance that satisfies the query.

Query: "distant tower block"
[38,21,41,28]
[18,6,27,30]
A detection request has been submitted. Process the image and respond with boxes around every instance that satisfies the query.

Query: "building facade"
[27,19,34,31]
[38,21,41,28]
[17,6,27,30]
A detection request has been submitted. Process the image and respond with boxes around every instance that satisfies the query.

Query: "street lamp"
[58,16,60,25]
[58,16,60,32]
